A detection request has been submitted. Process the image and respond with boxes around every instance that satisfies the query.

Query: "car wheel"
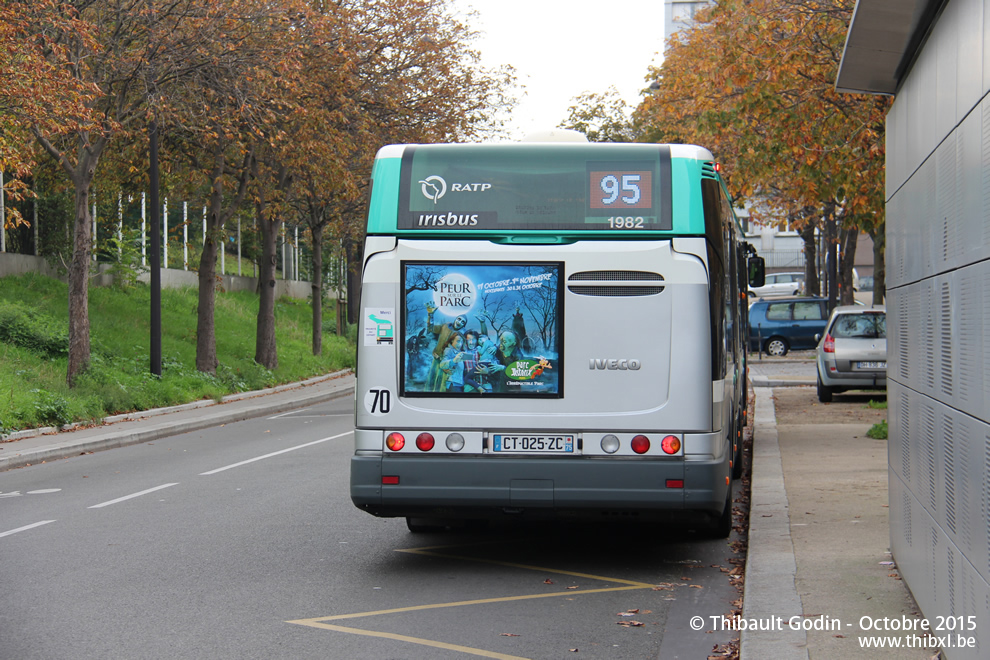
[764,337,789,357]
[817,375,833,403]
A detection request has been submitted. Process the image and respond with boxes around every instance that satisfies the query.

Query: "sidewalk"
[741,386,930,659]
[0,370,355,472]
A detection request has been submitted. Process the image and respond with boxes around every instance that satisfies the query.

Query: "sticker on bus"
[364,308,395,346]
[401,261,563,398]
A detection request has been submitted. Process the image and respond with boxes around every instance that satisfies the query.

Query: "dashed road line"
[199,431,353,475]
[0,520,56,538]
[88,483,179,509]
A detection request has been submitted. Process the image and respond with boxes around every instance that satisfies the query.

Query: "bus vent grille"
[569,271,664,281]
[701,162,718,179]
[567,285,665,297]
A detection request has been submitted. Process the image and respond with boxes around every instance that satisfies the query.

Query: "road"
[1,396,746,659]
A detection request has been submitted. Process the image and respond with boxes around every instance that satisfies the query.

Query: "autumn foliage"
[634,0,888,302]
[2,0,513,383]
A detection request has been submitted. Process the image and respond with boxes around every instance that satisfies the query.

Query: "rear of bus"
[351,141,757,534]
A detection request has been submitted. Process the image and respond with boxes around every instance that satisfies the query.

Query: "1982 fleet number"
[607,216,645,229]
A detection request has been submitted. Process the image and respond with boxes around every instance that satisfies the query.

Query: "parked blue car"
[748,297,829,356]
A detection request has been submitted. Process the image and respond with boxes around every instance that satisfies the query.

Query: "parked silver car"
[815,305,886,402]
[748,271,805,298]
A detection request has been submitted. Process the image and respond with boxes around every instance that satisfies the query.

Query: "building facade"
[663,0,714,49]
[839,1,990,657]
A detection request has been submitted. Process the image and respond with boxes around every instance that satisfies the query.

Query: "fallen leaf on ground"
[500,633,520,637]
[616,620,644,627]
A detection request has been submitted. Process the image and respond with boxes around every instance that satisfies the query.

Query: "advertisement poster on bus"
[401,262,563,397]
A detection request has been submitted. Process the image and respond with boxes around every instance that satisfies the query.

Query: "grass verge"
[0,272,355,434]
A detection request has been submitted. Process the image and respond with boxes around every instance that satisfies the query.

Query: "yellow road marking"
[287,541,656,659]
[287,622,530,660]
[397,546,654,587]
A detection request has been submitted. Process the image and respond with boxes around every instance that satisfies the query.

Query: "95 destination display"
[398,144,673,231]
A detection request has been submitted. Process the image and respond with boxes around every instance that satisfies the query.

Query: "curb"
[740,387,809,659]
[750,376,815,388]
[0,371,355,472]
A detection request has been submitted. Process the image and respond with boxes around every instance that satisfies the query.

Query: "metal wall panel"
[885,3,990,656]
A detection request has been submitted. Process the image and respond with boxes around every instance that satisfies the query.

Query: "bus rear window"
[397,144,672,232]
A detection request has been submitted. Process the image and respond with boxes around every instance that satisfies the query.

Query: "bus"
[351,135,764,537]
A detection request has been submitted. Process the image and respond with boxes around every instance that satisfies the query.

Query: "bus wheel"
[406,517,448,533]
[699,490,733,539]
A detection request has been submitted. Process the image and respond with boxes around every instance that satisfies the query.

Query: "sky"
[451,0,666,140]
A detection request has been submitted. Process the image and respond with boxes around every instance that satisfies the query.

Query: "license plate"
[492,434,575,453]
[857,361,886,369]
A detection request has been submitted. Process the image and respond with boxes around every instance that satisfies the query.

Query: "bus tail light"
[601,434,620,454]
[386,432,405,451]
[666,479,684,489]
[382,476,399,485]
[445,433,465,452]
[416,433,435,451]
[631,435,650,454]
[661,435,681,454]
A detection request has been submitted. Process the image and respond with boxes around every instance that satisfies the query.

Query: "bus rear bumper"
[350,454,729,521]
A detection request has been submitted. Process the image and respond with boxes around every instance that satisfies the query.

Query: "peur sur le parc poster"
[401,262,562,398]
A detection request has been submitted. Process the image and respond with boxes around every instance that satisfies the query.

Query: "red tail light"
[631,435,650,454]
[416,433,435,451]
[385,432,405,451]
[823,333,835,353]
[661,435,681,454]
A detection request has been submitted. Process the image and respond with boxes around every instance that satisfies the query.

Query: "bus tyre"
[406,517,447,533]
[702,490,733,539]
[817,375,833,403]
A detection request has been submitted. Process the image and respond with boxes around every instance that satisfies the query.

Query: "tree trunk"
[66,184,93,387]
[195,166,224,375]
[310,225,324,356]
[824,205,838,315]
[196,220,220,374]
[255,201,281,370]
[870,221,885,305]
[799,222,819,296]
[839,227,858,306]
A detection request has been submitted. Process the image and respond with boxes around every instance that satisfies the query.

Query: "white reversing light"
[601,435,620,454]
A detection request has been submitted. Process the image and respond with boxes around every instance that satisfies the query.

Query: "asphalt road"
[1,396,746,660]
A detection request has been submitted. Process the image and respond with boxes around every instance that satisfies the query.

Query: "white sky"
[452,1,666,140]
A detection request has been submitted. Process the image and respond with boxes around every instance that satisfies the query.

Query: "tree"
[635,0,888,306]
[560,87,636,143]
[157,0,311,374]
[289,0,515,355]
[17,0,276,385]
[0,0,99,224]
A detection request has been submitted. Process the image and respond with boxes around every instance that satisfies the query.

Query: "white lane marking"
[267,412,351,420]
[88,483,179,509]
[199,431,353,476]
[0,520,56,538]
[268,407,312,419]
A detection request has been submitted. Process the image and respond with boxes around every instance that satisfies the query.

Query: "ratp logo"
[419,175,446,204]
